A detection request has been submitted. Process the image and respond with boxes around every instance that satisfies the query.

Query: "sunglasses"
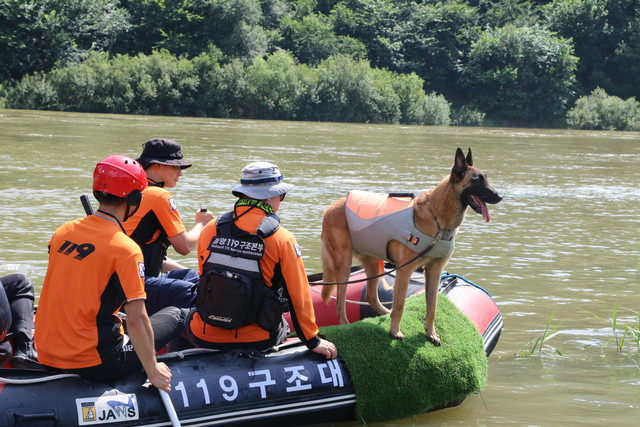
[280,193,286,201]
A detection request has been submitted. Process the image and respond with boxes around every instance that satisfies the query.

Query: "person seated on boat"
[185,162,338,360]
[123,138,215,316]
[0,273,38,368]
[34,155,187,391]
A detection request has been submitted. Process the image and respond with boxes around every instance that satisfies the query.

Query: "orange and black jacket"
[123,179,186,277]
[189,203,321,350]
[35,212,146,369]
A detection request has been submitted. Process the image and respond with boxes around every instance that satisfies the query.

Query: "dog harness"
[344,190,455,262]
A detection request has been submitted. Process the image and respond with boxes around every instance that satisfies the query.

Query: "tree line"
[1,0,639,130]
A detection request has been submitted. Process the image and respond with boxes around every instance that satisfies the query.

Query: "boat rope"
[0,373,80,384]
[157,347,220,361]
[309,286,396,306]
[441,273,494,297]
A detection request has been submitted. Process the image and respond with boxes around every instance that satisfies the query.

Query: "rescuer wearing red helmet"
[34,155,187,391]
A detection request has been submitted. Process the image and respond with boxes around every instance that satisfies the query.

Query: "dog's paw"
[426,332,441,347]
[390,331,405,341]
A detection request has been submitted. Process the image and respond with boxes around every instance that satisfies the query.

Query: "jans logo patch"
[138,262,145,278]
[294,243,302,257]
[76,394,139,425]
[169,197,177,210]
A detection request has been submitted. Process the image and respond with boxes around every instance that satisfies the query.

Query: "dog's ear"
[466,147,473,166]
[452,147,468,182]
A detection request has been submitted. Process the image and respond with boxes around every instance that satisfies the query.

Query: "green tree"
[400,1,480,100]
[245,50,307,119]
[314,54,401,123]
[330,0,479,100]
[199,57,251,118]
[542,0,611,95]
[331,0,409,71]
[566,87,640,130]
[476,0,540,29]
[390,72,428,125]
[5,50,203,116]
[605,16,640,98]
[123,0,269,61]
[0,0,130,82]
[120,0,212,56]
[543,0,640,99]
[279,12,365,64]
[460,24,578,124]
[4,72,59,110]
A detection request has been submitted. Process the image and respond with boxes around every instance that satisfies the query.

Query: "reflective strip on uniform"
[206,253,260,273]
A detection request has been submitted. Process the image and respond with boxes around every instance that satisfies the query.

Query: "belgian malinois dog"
[320,148,502,344]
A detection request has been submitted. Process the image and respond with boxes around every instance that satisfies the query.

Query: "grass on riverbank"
[320,294,487,424]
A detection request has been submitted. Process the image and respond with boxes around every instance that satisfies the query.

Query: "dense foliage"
[4,49,452,124]
[1,0,639,129]
[566,88,640,131]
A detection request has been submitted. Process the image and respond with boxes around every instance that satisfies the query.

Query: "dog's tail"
[320,232,336,304]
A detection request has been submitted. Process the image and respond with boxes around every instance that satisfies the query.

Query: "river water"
[1,109,638,425]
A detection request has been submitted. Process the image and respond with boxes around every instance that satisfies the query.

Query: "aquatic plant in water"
[589,303,640,356]
[516,309,564,357]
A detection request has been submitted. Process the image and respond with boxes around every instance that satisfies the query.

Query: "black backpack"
[196,212,288,331]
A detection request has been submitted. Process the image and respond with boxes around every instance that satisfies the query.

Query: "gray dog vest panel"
[344,191,454,263]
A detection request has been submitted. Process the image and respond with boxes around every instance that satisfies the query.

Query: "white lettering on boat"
[172,359,346,408]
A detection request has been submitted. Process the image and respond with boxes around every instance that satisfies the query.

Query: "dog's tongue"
[472,195,491,222]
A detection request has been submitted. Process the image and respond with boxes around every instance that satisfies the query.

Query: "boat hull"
[0,269,502,426]
[1,343,355,426]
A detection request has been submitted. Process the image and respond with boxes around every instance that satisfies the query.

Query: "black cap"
[136,138,192,169]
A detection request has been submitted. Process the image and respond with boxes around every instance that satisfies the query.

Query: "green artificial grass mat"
[319,293,488,423]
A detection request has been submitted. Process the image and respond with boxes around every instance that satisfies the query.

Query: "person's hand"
[312,339,338,360]
[195,209,215,226]
[148,362,172,392]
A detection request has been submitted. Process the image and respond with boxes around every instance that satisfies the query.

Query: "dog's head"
[450,147,502,222]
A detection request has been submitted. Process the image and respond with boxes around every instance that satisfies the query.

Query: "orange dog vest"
[344,190,455,262]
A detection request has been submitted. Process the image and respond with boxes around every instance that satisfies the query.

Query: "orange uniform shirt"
[35,213,146,369]
[123,183,186,276]
[190,206,321,349]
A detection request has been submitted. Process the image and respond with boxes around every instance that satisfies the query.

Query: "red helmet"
[93,155,147,198]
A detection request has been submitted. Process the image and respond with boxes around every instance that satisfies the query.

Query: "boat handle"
[159,388,181,427]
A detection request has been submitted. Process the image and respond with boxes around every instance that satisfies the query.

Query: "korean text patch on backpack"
[196,210,286,330]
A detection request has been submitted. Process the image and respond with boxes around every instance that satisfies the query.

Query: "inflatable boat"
[0,268,502,427]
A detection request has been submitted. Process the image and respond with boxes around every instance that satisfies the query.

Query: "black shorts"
[65,306,188,382]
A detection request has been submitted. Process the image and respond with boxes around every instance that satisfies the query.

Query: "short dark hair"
[93,191,126,207]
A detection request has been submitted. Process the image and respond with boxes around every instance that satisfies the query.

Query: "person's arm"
[168,210,215,255]
[277,232,338,359]
[161,257,189,272]
[124,299,172,392]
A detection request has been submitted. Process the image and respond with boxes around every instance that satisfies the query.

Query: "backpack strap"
[217,209,280,239]
[257,214,280,238]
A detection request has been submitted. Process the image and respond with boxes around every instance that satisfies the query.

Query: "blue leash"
[440,272,494,298]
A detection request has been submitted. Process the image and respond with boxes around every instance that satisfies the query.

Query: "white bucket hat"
[232,162,294,200]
